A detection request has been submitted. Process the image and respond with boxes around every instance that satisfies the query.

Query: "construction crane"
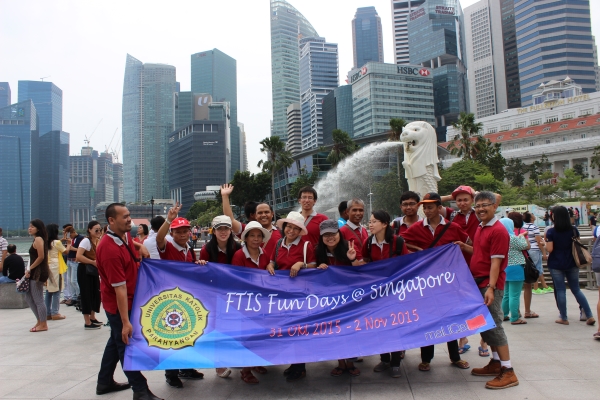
[40,76,50,81]
[105,128,119,153]
[112,140,122,163]
[84,118,103,147]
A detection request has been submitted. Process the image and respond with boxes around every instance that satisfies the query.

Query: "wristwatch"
[486,284,496,290]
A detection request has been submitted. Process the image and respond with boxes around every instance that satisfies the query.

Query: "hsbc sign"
[350,66,368,83]
[397,66,430,77]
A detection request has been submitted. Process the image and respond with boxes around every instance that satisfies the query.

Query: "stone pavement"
[1,289,598,400]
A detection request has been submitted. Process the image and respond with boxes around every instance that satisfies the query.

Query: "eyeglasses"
[300,196,314,200]
[93,228,102,233]
[401,202,418,207]
[474,203,493,209]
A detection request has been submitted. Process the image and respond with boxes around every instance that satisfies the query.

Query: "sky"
[2,0,600,174]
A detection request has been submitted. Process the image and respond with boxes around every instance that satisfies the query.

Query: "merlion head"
[400,121,437,156]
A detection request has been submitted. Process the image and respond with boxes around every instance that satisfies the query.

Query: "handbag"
[16,277,30,293]
[522,251,540,284]
[85,263,99,277]
[58,253,68,275]
[572,228,592,268]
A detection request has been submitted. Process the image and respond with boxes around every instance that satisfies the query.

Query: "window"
[545,139,551,144]
[513,144,519,149]
[529,142,534,146]
[546,116,558,123]
[497,135,504,140]
[500,124,511,131]
[562,112,574,119]
[542,127,551,132]
[559,124,568,128]
[577,120,587,126]
[515,122,526,129]
[530,119,541,126]
[487,127,497,134]
[581,133,587,139]
[563,137,567,141]
[511,132,520,137]
[526,130,534,134]
[581,108,593,116]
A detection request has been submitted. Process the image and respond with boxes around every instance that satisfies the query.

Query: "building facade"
[38,130,70,226]
[0,100,39,230]
[515,0,597,106]
[299,37,339,150]
[408,0,468,141]
[322,85,354,146]
[270,0,319,142]
[500,0,521,109]
[122,54,177,203]
[238,122,248,172]
[464,0,507,119]
[0,82,10,108]
[17,81,62,136]
[391,0,426,65]
[286,102,302,155]
[352,7,384,68]
[351,62,435,138]
[191,49,240,174]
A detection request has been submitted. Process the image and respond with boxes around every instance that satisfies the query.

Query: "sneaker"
[390,366,402,378]
[84,324,101,330]
[543,287,554,293]
[373,361,390,372]
[532,289,544,295]
[471,359,501,376]
[165,376,183,388]
[485,367,519,389]
[178,369,204,379]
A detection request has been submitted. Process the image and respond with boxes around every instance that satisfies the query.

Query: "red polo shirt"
[232,247,270,270]
[470,217,509,290]
[270,236,316,270]
[263,228,281,258]
[304,212,328,247]
[445,207,479,242]
[402,217,469,252]
[159,241,195,263]
[199,244,229,264]
[361,235,409,261]
[96,231,140,314]
[340,222,369,252]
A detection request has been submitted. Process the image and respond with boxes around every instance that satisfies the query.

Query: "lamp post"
[367,187,373,218]
[150,196,154,218]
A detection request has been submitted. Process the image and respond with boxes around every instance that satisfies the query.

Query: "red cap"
[170,217,191,230]
[451,185,475,199]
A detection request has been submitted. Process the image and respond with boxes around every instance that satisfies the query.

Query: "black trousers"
[421,340,461,363]
[97,311,148,392]
[380,351,403,367]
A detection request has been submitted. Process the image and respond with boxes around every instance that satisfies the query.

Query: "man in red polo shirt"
[456,191,518,389]
[95,203,163,400]
[156,203,205,388]
[401,193,470,372]
[298,186,328,247]
[340,198,368,252]
[392,191,423,235]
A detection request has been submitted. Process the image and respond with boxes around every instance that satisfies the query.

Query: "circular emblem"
[140,287,209,350]
[419,68,430,77]
[361,66,368,75]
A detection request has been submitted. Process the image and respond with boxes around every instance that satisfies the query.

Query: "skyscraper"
[238,122,248,172]
[352,7,384,68]
[17,80,62,136]
[515,0,597,106]
[322,85,354,146]
[299,37,339,150]
[499,0,521,109]
[38,130,70,225]
[70,147,96,230]
[286,103,302,155]
[0,82,10,107]
[391,0,426,64]
[0,100,39,230]
[270,0,319,142]
[408,0,468,141]
[191,49,240,173]
[464,0,507,118]
[122,54,176,203]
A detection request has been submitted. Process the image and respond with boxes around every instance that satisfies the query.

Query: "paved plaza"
[1,289,598,400]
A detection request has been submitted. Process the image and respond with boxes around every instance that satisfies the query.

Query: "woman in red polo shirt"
[266,211,317,382]
[198,215,240,379]
[361,210,409,378]
[314,219,363,377]
[231,221,272,384]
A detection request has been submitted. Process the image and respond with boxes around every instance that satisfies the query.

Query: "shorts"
[528,249,544,275]
[479,287,508,347]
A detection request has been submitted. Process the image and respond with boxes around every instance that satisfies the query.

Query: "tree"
[590,145,600,176]
[446,112,483,160]
[186,200,219,221]
[372,171,403,216]
[289,167,320,200]
[438,159,491,195]
[326,129,358,166]
[577,177,600,201]
[388,118,408,189]
[528,154,551,184]
[558,168,580,198]
[474,173,501,192]
[505,158,528,187]
[257,136,294,210]
[223,170,271,208]
[573,163,586,180]
[498,183,524,205]
[473,137,506,181]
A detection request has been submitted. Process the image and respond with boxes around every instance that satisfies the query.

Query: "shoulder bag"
[572,228,592,268]
[16,276,30,293]
[522,250,540,284]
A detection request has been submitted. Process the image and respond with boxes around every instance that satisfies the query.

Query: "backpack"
[364,235,405,261]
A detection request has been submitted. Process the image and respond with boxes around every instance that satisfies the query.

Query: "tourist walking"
[95,203,162,400]
[363,210,408,377]
[522,212,552,296]
[64,226,85,308]
[499,218,529,325]
[45,224,67,320]
[315,219,362,378]
[508,212,537,319]
[76,221,103,330]
[25,219,50,333]
[545,206,595,325]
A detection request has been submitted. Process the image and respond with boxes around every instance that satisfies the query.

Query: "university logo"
[140,287,209,350]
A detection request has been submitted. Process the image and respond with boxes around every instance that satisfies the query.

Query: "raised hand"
[220,183,234,197]
[167,202,182,222]
[347,241,357,260]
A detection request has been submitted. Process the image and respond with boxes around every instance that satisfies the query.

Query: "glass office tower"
[391,0,426,64]
[322,85,354,146]
[352,7,384,68]
[38,130,70,225]
[0,82,10,107]
[270,0,319,142]
[17,81,62,136]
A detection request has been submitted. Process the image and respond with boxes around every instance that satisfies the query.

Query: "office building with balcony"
[391,0,426,64]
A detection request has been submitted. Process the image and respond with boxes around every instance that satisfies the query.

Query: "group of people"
[2,180,599,400]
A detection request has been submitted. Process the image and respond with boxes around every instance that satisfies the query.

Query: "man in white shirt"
[143,216,173,260]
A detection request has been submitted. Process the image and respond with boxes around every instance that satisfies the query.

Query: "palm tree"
[257,136,294,211]
[388,118,407,187]
[326,129,358,167]
[447,112,483,160]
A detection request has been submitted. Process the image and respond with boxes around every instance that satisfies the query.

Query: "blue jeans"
[67,260,79,300]
[549,267,593,320]
[0,276,16,283]
[528,249,544,274]
[45,290,60,316]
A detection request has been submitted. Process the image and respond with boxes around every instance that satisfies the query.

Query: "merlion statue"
[400,121,441,197]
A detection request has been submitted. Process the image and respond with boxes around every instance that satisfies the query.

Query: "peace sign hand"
[168,202,182,221]
[347,241,357,260]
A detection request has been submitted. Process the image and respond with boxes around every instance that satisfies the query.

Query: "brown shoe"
[586,317,596,326]
[485,367,519,389]
[52,314,66,320]
[555,319,569,325]
[471,359,501,376]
